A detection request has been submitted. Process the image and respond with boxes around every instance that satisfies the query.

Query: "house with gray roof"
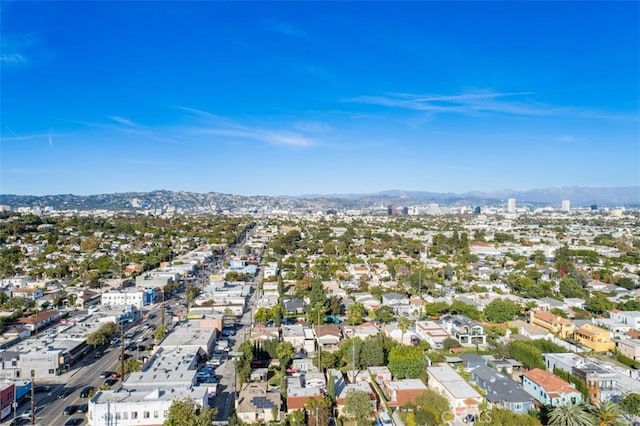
[471,365,535,414]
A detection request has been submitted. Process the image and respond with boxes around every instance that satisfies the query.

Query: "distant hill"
[0,186,637,212]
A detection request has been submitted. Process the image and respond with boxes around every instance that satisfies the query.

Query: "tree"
[589,400,629,426]
[442,337,462,350]
[359,337,384,368]
[586,295,615,316]
[374,305,395,323]
[344,390,372,424]
[153,324,168,342]
[410,389,451,426]
[118,357,142,376]
[186,286,201,304]
[254,307,272,324]
[548,402,594,426]
[484,298,521,323]
[276,341,295,371]
[559,277,587,299]
[287,409,306,426]
[398,315,412,345]
[164,397,217,426]
[621,393,640,416]
[388,345,424,379]
[305,396,331,426]
[86,322,119,347]
[347,302,366,326]
[313,351,339,370]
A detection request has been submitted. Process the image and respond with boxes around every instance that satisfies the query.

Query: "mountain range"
[0,186,638,212]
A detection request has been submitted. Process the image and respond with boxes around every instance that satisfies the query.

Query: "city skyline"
[1,1,638,197]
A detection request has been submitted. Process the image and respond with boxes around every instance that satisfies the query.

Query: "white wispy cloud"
[109,116,138,127]
[266,20,309,39]
[0,33,39,66]
[178,106,316,148]
[346,90,562,117]
[0,53,26,64]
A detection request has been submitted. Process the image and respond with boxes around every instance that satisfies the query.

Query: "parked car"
[80,386,94,398]
[64,418,84,426]
[63,405,78,416]
[77,403,88,413]
[99,371,114,378]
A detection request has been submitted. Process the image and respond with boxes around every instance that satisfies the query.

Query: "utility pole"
[161,288,165,329]
[120,323,125,382]
[30,370,34,425]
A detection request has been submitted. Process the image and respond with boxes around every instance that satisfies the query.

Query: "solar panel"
[251,396,276,409]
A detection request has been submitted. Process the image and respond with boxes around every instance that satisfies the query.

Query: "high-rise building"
[591,204,598,211]
[387,205,397,216]
[561,200,571,212]
[507,198,516,213]
[474,206,482,215]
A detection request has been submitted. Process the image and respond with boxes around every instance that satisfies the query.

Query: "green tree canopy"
[484,298,522,323]
[374,305,395,323]
[344,390,372,422]
[163,397,218,426]
[388,345,425,379]
[621,392,640,416]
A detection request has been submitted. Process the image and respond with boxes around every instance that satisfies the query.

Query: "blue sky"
[1,1,638,196]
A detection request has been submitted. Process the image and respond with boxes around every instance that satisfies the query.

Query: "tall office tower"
[561,200,571,212]
[507,198,516,213]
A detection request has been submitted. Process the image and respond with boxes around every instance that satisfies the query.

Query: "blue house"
[471,366,535,414]
[522,368,582,407]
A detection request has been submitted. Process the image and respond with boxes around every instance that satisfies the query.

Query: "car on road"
[104,378,118,387]
[64,418,84,426]
[80,386,94,398]
[34,384,52,393]
[77,403,88,413]
[94,350,104,358]
[57,390,70,399]
[63,405,78,415]
[99,370,114,378]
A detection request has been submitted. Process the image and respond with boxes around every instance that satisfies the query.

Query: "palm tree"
[398,315,412,345]
[549,402,594,426]
[590,400,630,426]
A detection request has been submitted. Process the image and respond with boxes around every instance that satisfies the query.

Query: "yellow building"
[574,324,615,352]
[530,310,576,339]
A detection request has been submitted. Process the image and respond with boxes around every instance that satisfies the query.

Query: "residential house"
[617,339,640,362]
[426,363,482,418]
[283,298,305,316]
[521,368,582,406]
[530,310,575,339]
[315,325,342,352]
[343,322,379,340]
[383,323,418,345]
[368,366,392,385]
[382,292,410,306]
[383,378,428,408]
[11,287,43,301]
[235,383,281,424]
[459,354,487,371]
[414,320,451,350]
[574,324,615,352]
[611,310,640,330]
[543,353,618,403]
[440,315,486,347]
[286,375,323,414]
[471,366,534,414]
[17,310,60,333]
